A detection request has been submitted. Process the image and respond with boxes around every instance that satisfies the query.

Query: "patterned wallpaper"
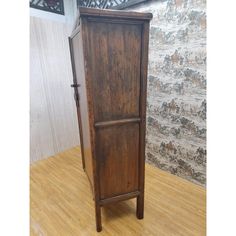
[129,0,206,186]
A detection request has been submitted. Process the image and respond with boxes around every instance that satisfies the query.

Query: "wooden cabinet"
[69,7,152,232]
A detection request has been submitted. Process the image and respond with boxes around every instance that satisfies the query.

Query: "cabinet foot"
[136,194,144,219]
[95,203,102,232]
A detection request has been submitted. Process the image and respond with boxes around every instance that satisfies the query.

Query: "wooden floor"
[30,147,206,236]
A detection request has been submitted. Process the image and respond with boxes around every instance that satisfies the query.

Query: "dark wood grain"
[81,17,102,232]
[88,21,142,122]
[79,6,152,20]
[69,7,152,232]
[96,123,140,199]
[137,21,150,220]
[94,118,141,128]
[99,191,140,206]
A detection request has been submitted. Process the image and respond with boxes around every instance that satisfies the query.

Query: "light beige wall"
[30,15,79,163]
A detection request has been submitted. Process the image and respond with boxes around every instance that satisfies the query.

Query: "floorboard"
[30,146,206,235]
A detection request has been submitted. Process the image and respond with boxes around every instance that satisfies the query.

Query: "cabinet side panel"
[96,123,139,199]
[71,33,94,189]
[83,19,143,200]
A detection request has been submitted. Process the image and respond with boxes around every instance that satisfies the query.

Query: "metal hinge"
[71,84,80,105]
[71,83,81,88]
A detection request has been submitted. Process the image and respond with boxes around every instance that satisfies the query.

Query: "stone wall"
[129,0,206,186]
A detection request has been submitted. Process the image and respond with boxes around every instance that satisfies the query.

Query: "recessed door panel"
[96,123,140,199]
[87,21,142,122]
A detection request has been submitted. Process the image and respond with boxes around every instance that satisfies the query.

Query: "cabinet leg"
[136,194,144,219]
[82,161,85,170]
[81,154,85,170]
[95,203,102,232]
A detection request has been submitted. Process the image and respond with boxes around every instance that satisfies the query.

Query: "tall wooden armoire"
[69,7,152,232]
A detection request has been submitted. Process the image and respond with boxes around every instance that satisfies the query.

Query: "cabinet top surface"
[78,7,153,21]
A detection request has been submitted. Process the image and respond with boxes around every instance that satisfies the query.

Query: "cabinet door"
[84,19,143,199]
[70,32,94,188]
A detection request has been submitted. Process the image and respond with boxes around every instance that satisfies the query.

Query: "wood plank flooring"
[30,147,206,236]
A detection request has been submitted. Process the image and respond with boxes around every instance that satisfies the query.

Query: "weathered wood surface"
[69,7,152,231]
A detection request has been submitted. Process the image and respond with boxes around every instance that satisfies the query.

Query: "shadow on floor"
[102,200,136,222]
